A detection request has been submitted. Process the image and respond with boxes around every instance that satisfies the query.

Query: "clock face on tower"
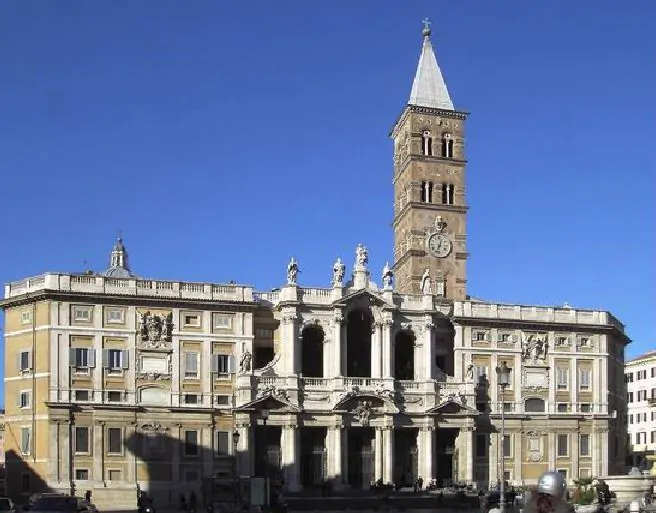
[427,233,452,258]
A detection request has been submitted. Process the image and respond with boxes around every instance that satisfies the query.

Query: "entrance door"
[347,428,375,489]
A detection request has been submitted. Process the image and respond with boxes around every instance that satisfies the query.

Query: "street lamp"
[496,361,512,513]
[233,431,241,509]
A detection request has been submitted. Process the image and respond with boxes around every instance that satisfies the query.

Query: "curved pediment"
[426,399,479,416]
[333,392,399,414]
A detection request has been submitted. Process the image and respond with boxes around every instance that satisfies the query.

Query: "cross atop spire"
[421,17,431,37]
[408,19,454,111]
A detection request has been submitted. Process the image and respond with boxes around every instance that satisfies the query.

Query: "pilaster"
[172,424,182,484]
[333,312,344,377]
[281,424,300,492]
[371,322,382,378]
[93,421,105,482]
[281,312,298,375]
[424,321,434,380]
[381,319,393,378]
[327,422,344,488]
[382,427,394,483]
[375,428,383,480]
[418,427,434,481]
[462,425,474,484]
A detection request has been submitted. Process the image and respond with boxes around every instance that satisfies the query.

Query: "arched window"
[441,133,454,158]
[524,397,546,413]
[422,131,433,156]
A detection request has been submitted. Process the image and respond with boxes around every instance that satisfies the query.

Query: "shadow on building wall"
[5,449,53,503]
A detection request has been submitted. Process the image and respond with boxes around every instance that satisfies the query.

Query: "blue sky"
[0,1,654,397]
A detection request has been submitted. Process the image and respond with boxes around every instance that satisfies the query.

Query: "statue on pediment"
[286,257,299,285]
[354,400,373,426]
[332,257,345,285]
[382,262,394,289]
[355,244,368,269]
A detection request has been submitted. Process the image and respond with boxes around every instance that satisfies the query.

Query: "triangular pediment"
[426,399,479,416]
[235,393,300,413]
[333,288,392,309]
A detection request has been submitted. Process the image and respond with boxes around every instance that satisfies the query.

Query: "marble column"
[327,425,344,488]
[381,319,393,378]
[332,313,343,377]
[423,322,434,380]
[281,425,300,492]
[375,428,383,480]
[371,322,382,378]
[281,313,298,375]
[418,428,434,481]
[383,428,394,483]
[461,426,474,484]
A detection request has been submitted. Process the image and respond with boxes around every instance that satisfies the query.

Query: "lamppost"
[233,431,241,508]
[496,361,512,513]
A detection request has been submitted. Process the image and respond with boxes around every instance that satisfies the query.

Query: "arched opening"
[434,318,455,379]
[524,397,546,413]
[421,130,433,156]
[301,325,324,377]
[394,330,415,380]
[346,309,372,377]
[441,133,454,158]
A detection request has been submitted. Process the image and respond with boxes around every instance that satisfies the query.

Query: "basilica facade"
[1,21,628,506]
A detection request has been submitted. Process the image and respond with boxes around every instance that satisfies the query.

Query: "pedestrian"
[189,491,197,513]
[84,491,92,504]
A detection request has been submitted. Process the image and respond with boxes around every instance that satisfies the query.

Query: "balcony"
[249,375,476,413]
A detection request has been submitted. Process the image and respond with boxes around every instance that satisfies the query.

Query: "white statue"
[382,262,394,289]
[355,244,368,268]
[286,257,299,285]
[332,257,345,285]
[420,268,431,294]
[466,363,474,381]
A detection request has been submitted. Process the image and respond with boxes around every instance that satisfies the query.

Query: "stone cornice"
[393,156,467,185]
[393,202,469,230]
[453,316,627,337]
[390,105,469,137]
[1,290,257,312]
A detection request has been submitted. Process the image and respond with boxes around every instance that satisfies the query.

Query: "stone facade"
[625,351,656,470]
[0,19,630,508]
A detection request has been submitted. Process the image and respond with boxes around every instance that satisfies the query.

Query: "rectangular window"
[103,349,128,372]
[474,365,488,384]
[106,391,124,403]
[184,430,199,456]
[627,392,634,403]
[580,434,590,456]
[21,310,32,325]
[107,427,123,454]
[20,427,31,455]
[212,354,233,375]
[106,308,125,324]
[18,391,31,409]
[184,352,200,378]
[184,394,199,404]
[216,431,230,456]
[183,313,201,327]
[75,469,89,480]
[72,306,93,322]
[557,403,569,413]
[18,350,32,372]
[556,368,569,389]
[212,313,233,330]
[503,435,511,457]
[107,469,122,481]
[579,369,591,390]
[557,434,569,457]
[75,427,90,454]
[216,395,231,407]
[580,403,592,413]
[74,390,90,402]
[70,348,95,370]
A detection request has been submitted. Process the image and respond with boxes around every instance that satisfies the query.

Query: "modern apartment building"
[625,351,656,470]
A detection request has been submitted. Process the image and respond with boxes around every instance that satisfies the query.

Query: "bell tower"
[391,19,469,300]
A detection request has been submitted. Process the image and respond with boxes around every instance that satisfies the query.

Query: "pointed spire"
[101,235,134,278]
[408,18,454,111]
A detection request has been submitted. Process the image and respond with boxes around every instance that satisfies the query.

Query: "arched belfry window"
[441,133,454,158]
[422,131,433,156]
